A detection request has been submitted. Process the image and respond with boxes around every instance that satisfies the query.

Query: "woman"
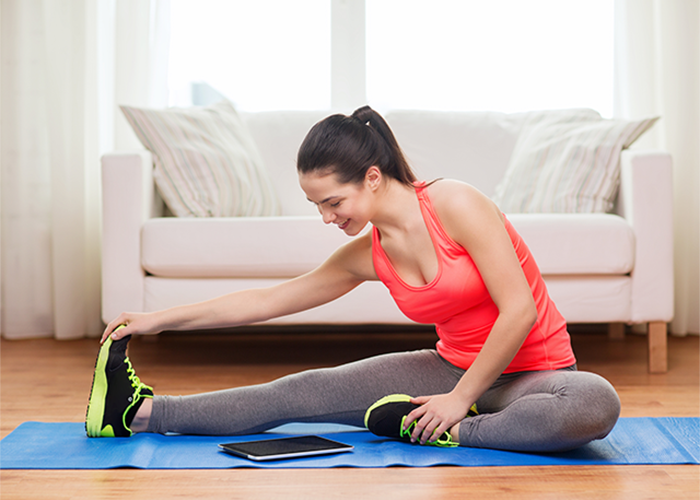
[86,106,620,451]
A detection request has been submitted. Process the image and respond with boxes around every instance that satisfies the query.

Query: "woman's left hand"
[404,392,473,445]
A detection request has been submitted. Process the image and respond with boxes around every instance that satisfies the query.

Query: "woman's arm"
[102,233,377,343]
[404,180,538,444]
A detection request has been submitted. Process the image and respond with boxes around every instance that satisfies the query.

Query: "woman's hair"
[297,105,417,186]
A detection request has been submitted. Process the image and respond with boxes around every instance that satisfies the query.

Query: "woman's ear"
[365,166,382,191]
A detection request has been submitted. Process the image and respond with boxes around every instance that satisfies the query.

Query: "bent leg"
[147,349,461,435]
[458,370,621,452]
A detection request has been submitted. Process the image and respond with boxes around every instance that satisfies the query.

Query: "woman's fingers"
[110,323,129,340]
[410,396,430,405]
[101,321,126,343]
[406,406,442,444]
[403,405,426,441]
[101,321,120,343]
[100,313,141,343]
[407,394,465,444]
[412,414,439,444]
[427,421,450,444]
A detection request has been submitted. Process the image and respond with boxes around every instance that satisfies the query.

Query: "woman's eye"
[330,202,341,208]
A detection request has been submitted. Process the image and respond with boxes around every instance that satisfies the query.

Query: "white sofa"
[101,110,674,372]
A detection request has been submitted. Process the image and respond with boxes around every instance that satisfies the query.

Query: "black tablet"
[219,435,354,461]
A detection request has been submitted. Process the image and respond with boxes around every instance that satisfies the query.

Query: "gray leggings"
[146,349,620,452]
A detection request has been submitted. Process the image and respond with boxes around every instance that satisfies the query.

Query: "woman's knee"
[566,371,621,440]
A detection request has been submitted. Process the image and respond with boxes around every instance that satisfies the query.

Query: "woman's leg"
[146,349,462,435]
[457,368,621,452]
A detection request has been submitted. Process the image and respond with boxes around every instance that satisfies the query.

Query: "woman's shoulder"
[426,179,494,211]
[425,179,504,239]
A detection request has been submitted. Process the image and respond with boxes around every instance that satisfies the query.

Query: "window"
[366,0,614,116]
[168,0,614,116]
[168,0,331,111]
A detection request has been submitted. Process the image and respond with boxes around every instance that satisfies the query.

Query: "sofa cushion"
[142,213,634,278]
[493,112,658,213]
[508,214,635,275]
[543,275,632,323]
[121,100,281,218]
[242,111,328,217]
[141,216,354,278]
[384,110,528,197]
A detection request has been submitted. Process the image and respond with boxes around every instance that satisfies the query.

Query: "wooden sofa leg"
[607,322,625,340]
[648,321,668,374]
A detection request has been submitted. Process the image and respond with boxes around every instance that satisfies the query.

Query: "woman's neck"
[370,179,423,237]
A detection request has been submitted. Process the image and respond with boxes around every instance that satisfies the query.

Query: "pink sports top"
[371,182,576,373]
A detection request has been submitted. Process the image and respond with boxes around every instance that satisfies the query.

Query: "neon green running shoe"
[85,328,153,437]
[364,394,478,448]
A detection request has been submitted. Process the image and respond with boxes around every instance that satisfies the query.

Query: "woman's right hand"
[101,312,163,344]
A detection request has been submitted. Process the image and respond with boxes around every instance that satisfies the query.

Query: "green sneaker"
[364,394,478,448]
[85,328,153,437]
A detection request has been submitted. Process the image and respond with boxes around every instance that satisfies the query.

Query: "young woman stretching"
[86,106,620,451]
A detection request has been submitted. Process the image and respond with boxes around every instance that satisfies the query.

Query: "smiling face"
[299,169,379,236]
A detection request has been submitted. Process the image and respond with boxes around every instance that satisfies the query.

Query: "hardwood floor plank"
[1,466,699,500]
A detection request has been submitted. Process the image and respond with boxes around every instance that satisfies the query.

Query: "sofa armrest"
[101,151,156,323]
[617,149,674,323]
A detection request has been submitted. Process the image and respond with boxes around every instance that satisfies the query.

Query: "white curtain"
[614,0,700,336]
[0,0,170,339]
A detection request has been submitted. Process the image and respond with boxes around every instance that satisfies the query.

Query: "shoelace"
[399,416,458,448]
[124,357,151,395]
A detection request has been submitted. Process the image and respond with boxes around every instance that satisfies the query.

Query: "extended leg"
[146,349,462,435]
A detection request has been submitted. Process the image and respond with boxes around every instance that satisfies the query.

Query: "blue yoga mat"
[1,418,698,469]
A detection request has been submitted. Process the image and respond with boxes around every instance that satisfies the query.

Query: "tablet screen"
[219,435,353,461]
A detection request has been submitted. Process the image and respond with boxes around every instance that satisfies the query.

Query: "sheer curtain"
[614,0,700,336]
[0,0,170,339]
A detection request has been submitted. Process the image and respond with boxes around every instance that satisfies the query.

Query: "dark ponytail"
[297,106,417,186]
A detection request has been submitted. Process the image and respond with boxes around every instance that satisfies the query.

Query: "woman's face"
[298,170,376,236]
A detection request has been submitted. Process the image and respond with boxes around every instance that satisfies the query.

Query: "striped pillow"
[493,113,658,213]
[121,100,281,217]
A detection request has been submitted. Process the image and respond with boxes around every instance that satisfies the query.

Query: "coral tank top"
[371,182,576,373]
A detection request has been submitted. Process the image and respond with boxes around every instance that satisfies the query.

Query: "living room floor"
[1,325,698,499]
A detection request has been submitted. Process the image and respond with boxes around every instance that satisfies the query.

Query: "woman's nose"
[318,205,335,224]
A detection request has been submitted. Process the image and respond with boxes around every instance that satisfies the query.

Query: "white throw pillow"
[492,112,658,213]
[121,100,281,217]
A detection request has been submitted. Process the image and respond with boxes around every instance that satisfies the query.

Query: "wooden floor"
[1,326,698,499]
